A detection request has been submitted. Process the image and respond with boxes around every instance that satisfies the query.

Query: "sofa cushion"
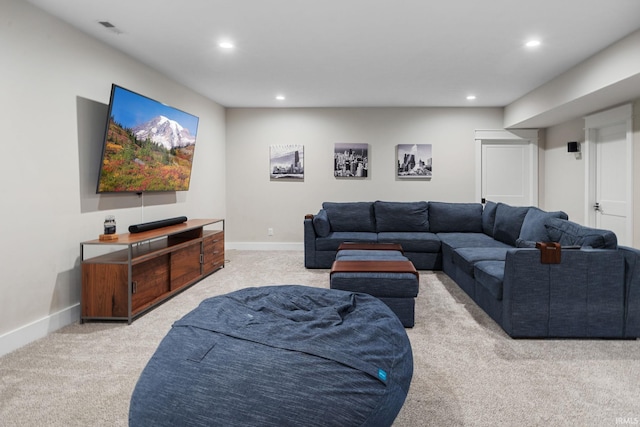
[474,261,505,300]
[323,202,376,232]
[482,201,498,237]
[437,232,511,266]
[493,203,530,246]
[336,249,407,260]
[518,207,569,242]
[451,247,510,277]
[316,232,378,251]
[374,201,429,232]
[377,232,441,252]
[428,202,483,233]
[312,209,331,237]
[437,232,512,250]
[514,238,537,248]
[545,218,618,249]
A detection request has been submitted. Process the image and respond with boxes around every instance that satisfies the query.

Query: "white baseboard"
[226,242,304,251]
[0,303,80,357]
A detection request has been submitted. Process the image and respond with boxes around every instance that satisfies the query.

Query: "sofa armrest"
[304,215,318,268]
[502,248,626,337]
[618,246,640,337]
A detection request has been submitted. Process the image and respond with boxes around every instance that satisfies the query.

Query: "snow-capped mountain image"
[132,115,196,150]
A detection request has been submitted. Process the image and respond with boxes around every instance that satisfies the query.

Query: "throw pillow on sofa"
[374,201,429,232]
[493,203,530,246]
[545,218,618,249]
[482,201,498,237]
[322,202,376,232]
[518,207,569,243]
[312,209,331,237]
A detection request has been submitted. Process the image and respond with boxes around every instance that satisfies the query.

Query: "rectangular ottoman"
[330,258,419,327]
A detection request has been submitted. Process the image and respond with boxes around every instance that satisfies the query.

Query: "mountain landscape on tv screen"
[133,115,196,150]
[97,115,196,192]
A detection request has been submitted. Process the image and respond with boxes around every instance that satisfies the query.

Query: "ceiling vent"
[98,21,123,35]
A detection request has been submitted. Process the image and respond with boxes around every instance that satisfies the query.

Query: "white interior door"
[475,129,538,206]
[585,104,633,246]
[482,143,530,205]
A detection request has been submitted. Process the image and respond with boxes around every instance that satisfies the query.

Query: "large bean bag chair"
[130,285,413,426]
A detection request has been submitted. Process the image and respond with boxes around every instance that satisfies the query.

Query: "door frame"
[584,103,633,239]
[475,129,539,206]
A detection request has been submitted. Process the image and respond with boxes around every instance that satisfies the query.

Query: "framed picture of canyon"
[334,143,368,178]
[270,145,304,179]
[397,144,432,178]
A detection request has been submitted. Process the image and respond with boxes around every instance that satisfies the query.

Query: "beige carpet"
[1,250,639,426]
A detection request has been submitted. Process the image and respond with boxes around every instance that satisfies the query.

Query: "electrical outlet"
[268,228,274,236]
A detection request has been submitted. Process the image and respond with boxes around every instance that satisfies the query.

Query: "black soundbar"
[128,216,188,233]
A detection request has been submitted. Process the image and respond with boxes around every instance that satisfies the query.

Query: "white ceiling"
[25,0,640,109]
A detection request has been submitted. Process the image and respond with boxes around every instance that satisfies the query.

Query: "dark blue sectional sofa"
[304,201,640,338]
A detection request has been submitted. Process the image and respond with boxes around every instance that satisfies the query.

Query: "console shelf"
[81,218,224,324]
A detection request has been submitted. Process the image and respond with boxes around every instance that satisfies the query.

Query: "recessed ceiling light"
[466,95,476,101]
[218,41,235,49]
[275,95,286,101]
[525,40,541,48]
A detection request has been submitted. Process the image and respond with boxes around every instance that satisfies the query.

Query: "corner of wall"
[0,304,80,357]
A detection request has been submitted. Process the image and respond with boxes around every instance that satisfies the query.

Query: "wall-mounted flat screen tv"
[97,84,199,193]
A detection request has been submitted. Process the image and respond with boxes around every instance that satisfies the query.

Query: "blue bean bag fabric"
[129,285,413,427]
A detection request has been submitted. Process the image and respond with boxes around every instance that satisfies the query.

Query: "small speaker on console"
[129,216,188,233]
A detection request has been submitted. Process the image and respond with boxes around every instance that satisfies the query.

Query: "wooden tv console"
[80,218,224,324]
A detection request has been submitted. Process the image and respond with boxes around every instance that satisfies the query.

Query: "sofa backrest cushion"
[493,203,530,246]
[482,201,498,237]
[312,209,331,237]
[545,218,618,249]
[374,201,429,232]
[322,202,376,232]
[518,207,569,242]
[428,202,483,233]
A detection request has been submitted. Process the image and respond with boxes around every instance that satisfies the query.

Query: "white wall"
[225,107,503,245]
[541,118,586,221]
[0,0,226,355]
[543,100,640,247]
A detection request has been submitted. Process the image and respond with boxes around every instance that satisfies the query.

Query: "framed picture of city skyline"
[334,143,368,178]
[270,144,304,179]
[397,144,432,178]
